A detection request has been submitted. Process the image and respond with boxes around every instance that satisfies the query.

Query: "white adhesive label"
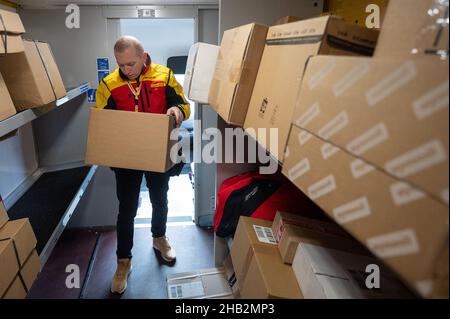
[318,111,349,139]
[366,60,417,107]
[253,225,277,245]
[288,158,311,181]
[413,81,449,120]
[333,60,370,97]
[346,122,389,155]
[321,143,340,160]
[367,229,420,258]
[333,197,372,224]
[385,140,447,178]
[350,158,376,179]
[308,59,336,90]
[298,131,313,145]
[296,102,320,127]
[308,175,336,200]
[390,182,426,206]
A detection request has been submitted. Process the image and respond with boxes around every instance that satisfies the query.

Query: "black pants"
[113,168,170,259]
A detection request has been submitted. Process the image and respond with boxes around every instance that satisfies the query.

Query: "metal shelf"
[0,82,90,138]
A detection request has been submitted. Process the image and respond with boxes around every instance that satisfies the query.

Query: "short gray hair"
[114,35,144,57]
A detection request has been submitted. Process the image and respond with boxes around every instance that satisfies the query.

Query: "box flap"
[0,34,24,54]
[0,9,25,34]
[0,239,20,297]
[35,41,66,99]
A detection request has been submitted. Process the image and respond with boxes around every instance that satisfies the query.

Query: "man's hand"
[167,106,184,128]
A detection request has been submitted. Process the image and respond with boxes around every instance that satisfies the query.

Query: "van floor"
[27,225,214,299]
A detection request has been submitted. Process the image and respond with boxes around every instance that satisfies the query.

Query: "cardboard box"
[2,275,27,299]
[292,55,449,205]
[167,267,233,299]
[0,239,19,297]
[0,9,25,54]
[0,218,37,267]
[0,40,66,111]
[375,0,449,59]
[20,249,40,291]
[322,0,388,28]
[293,243,414,299]
[184,42,220,104]
[244,16,379,163]
[85,108,178,173]
[272,211,350,243]
[274,16,301,25]
[0,72,16,122]
[230,216,303,299]
[0,197,9,229]
[208,23,268,126]
[222,254,240,298]
[282,125,449,298]
[274,214,369,265]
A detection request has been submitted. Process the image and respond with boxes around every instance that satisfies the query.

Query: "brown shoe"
[111,258,132,294]
[153,236,176,262]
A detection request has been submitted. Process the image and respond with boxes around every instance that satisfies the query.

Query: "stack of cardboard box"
[0,39,67,111]
[0,198,40,299]
[0,9,24,121]
[282,0,448,298]
[230,214,414,299]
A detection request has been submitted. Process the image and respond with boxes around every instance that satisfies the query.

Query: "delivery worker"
[95,35,190,294]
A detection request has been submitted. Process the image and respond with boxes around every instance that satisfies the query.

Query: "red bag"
[213,171,324,237]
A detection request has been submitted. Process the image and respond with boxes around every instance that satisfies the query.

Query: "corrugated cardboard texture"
[0,35,24,54]
[0,72,16,122]
[230,216,273,286]
[35,41,66,99]
[293,55,449,205]
[272,211,350,243]
[2,275,26,299]
[0,198,9,229]
[0,40,56,110]
[0,9,25,54]
[240,245,303,299]
[166,268,233,299]
[0,9,25,34]
[208,23,268,126]
[0,218,37,267]
[184,43,219,104]
[282,125,449,298]
[375,0,449,59]
[244,16,379,163]
[85,108,176,173]
[278,223,369,265]
[0,240,19,297]
[20,249,40,291]
[274,16,301,26]
[230,216,303,299]
[293,242,413,299]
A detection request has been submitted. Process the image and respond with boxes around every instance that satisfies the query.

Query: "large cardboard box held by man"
[0,9,25,54]
[292,55,449,206]
[230,216,303,299]
[243,16,379,163]
[282,125,449,298]
[0,72,16,122]
[0,40,66,111]
[375,0,449,59]
[85,108,179,173]
[184,42,220,104]
[208,23,268,126]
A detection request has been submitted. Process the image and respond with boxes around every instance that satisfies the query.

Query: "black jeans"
[113,168,170,259]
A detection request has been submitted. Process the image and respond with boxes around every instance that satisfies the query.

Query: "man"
[95,36,190,294]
